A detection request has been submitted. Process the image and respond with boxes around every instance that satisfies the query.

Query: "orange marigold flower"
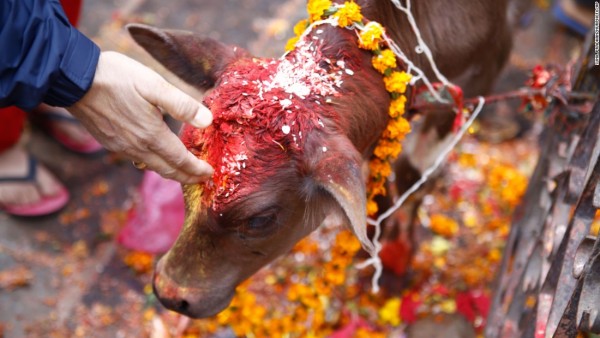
[359,21,384,50]
[372,49,397,73]
[389,95,407,118]
[307,0,332,22]
[334,230,362,254]
[488,164,528,206]
[368,180,387,197]
[429,214,459,237]
[384,71,412,94]
[123,251,154,274]
[287,283,308,302]
[590,210,600,236]
[333,1,362,27]
[293,237,319,254]
[356,328,386,338]
[369,158,392,177]
[367,199,379,215]
[373,139,402,159]
[324,261,346,285]
[314,278,333,296]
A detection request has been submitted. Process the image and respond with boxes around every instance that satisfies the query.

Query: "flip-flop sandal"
[0,156,70,216]
[30,110,104,154]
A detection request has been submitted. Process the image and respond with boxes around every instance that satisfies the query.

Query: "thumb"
[142,75,213,129]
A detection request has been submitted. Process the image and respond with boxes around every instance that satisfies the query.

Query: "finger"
[132,152,208,184]
[147,127,214,178]
[140,76,213,129]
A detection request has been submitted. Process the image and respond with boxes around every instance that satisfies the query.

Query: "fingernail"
[190,105,213,128]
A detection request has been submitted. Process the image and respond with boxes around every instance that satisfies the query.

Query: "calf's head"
[128,24,379,318]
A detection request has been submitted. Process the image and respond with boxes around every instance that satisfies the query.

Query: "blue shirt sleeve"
[0,0,100,110]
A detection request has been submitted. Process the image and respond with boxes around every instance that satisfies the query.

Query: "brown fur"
[129,0,528,318]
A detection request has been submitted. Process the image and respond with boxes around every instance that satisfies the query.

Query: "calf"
[128,0,523,318]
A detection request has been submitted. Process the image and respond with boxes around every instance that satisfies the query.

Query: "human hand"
[67,51,214,184]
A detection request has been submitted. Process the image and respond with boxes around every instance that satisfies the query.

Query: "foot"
[33,104,103,154]
[0,144,65,208]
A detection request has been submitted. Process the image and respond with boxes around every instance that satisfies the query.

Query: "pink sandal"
[31,110,104,154]
[0,156,69,216]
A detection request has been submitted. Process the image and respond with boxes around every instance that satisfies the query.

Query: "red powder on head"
[180,37,351,210]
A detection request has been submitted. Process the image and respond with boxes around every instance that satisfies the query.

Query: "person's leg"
[31,104,103,154]
[0,0,84,215]
[0,107,68,216]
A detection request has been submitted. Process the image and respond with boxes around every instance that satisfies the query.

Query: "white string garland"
[358,97,486,293]
[284,0,487,293]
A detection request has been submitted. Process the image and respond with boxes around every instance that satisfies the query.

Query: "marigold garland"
[184,6,414,334]
[287,0,413,216]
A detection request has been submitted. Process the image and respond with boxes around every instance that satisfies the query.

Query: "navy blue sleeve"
[0,0,100,110]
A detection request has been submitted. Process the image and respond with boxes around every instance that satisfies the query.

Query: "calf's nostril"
[177,299,190,312]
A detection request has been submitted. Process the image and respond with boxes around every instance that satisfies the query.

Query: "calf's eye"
[240,210,279,238]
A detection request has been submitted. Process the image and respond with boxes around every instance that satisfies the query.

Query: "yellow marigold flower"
[383,117,411,139]
[458,152,477,168]
[389,95,407,118]
[378,297,402,326]
[372,49,397,73]
[285,36,299,52]
[384,71,412,94]
[440,299,457,314]
[333,1,362,27]
[430,235,451,256]
[359,21,384,50]
[429,214,459,237]
[307,0,332,22]
[293,19,309,36]
[367,199,379,215]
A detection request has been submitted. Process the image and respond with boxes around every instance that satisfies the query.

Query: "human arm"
[67,51,214,183]
[0,0,98,109]
[0,0,214,183]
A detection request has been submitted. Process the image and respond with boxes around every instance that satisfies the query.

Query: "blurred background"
[0,0,593,337]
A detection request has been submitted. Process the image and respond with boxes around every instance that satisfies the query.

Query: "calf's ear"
[127,23,250,91]
[308,134,374,255]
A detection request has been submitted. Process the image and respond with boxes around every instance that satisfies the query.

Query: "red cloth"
[0,107,26,152]
[0,0,82,152]
[60,0,83,26]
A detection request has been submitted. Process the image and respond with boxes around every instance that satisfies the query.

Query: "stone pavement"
[0,0,303,336]
[0,0,583,337]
